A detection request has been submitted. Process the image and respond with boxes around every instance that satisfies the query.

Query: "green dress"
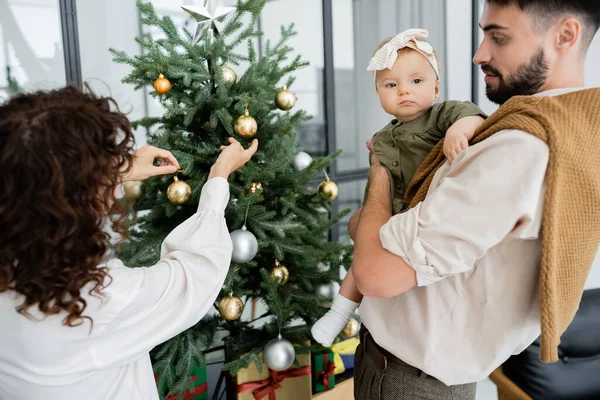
[368,100,486,214]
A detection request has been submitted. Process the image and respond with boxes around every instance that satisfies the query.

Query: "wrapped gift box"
[233,353,311,400]
[155,362,208,400]
[331,337,359,375]
[311,348,336,394]
[312,378,354,400]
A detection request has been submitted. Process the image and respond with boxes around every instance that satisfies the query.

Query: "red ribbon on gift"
[154,373,208,400]
[316,353,336,391]
[236,366,311,400]
[165,377,208,400]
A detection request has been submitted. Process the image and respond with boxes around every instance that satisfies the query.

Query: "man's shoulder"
[472,128,549,155]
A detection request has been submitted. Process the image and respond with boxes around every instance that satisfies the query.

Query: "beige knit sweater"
[404,88,600,362]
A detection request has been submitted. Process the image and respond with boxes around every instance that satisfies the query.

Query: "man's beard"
[482,48,549,105]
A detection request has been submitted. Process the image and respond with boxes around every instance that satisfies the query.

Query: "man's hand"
[365,139,391,211]
[366,139,383,175]
[348,207,362,240]
[351,140,415,297]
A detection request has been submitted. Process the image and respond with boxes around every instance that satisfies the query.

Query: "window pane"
[0,0,66,100]
[261,0,326,156]
[331,0,368,172]
[76,0,148,143]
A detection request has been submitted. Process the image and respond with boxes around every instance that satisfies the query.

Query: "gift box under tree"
[228,352,312,400]
[330,337,359,385]
[154,362,208,400]
[311,348,336,394]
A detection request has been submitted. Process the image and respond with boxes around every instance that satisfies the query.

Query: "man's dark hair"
[486,0,600,49]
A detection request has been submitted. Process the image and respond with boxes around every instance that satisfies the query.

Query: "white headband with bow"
[367,28,439,83]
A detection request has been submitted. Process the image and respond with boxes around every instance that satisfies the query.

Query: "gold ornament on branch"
[222,66,237,86]
[154,74,171,95]
[247,182,263,195]
[218,292,244,321]
[275,85,296,111]
[167,172,192,205]
[270,260,289,286]
[123,180,143,200]
[342,317,360,338]
[318,176,339,201]
[234,107,258,138]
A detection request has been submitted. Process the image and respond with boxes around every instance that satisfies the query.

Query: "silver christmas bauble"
[292,151,313,171]
[315,282,340,299]
[263,336,296,371]
[231,226,258,263]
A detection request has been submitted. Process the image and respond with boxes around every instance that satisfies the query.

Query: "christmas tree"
[111,0,352,396]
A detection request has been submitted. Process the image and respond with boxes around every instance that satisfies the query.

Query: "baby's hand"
[443,115,484,164]
[443,130,469,164]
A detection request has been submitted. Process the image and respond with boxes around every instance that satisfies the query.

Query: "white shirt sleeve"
[89,177,232,368]
[379,130,549,286]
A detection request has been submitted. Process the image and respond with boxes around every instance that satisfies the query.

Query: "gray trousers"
[353,335,477,400]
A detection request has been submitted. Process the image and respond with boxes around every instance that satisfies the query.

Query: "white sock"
[311,294,359,347]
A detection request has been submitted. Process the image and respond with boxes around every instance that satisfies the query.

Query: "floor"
[477,378,499,400]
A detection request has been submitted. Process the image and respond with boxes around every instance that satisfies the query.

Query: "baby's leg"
[311,267,362,347]
[338,267,363,302]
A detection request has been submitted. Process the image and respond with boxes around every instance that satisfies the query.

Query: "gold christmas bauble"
[123,180,143,200]
[270,260,289,285]
[222,66,237,86]
[234,108,258,138]
[167,176,192,205]
[154,74,171,95]
[275,85,296,111]
[218,293,244,321]
[247,182,263,195]
[318,178,339,201]
[342,317,360,338]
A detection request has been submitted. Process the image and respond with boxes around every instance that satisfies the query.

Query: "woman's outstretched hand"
[208,138,259,180]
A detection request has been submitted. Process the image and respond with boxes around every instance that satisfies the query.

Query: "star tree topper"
[181,0,236,45]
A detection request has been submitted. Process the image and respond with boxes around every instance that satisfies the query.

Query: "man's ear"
[556,17,581,52]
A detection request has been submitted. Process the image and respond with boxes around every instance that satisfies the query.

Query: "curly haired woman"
[0,85,258,399]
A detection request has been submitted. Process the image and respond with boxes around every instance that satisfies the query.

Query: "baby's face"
[375,49,440,122]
